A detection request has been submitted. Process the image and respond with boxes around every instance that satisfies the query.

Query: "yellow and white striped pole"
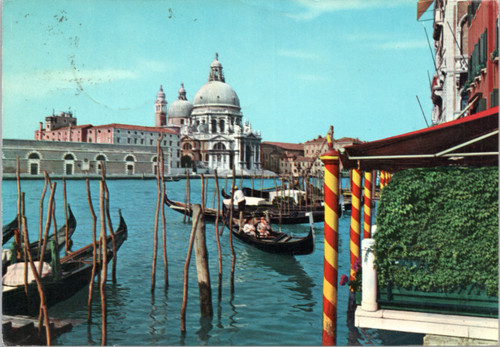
[363,171,372,239]
[320,133,340,345]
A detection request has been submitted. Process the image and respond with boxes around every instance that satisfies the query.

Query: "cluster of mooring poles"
[9,156,123,346]
[319,129,392,346]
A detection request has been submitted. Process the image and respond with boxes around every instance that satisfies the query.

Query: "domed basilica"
[155,54,262,174]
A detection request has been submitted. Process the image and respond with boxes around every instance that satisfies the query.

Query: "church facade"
[157,54,262,174]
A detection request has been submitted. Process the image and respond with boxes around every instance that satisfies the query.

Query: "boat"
[3,216,19,245]
[226,218,315,256]
[61,209,128,264]
[221,188,330,224]
[2,205,77,274]
[2,210,127,316]
[164,194,220,221]
[165,192,325,225]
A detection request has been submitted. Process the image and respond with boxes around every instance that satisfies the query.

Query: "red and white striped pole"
[363,171,372,239]
[320,131,340,346]
[349,169,362,282]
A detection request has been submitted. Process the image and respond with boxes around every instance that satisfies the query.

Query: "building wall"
[2,139,182,177]
[466,0,499,114]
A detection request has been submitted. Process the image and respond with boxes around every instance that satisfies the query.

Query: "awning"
[417,0,434,20]
[340,107,498,172]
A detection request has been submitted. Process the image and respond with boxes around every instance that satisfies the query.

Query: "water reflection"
[237,247,315,311]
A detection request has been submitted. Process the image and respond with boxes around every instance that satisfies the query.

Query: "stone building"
[33,109,182,173]
[167,54,262,174]
[261,136,362,177]
[260,142,304,175]
[2,139,171,178]
[422,0,498,124]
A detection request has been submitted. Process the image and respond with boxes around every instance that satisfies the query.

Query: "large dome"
[193,81,240,107]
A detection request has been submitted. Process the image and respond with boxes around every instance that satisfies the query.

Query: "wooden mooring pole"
[99,180,108,346]
[20,194,52,345]
[320,127,340,346]
[86,179,97,323]
[151,137,163,293]
[213,169,223,300]
[180,208,202,333]
[101,163,118,284]
[192,204,213,318]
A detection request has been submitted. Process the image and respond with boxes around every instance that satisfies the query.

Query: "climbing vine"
[374,166,498,296]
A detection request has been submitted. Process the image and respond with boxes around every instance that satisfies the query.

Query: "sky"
[2,0,436,144]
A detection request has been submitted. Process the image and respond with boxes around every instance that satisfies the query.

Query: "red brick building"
[466,0,498,114]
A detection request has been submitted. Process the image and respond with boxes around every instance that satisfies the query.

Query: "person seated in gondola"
[256,217,271,238]
[242,218,256,237]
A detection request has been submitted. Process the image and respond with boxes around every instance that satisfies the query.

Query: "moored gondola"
[226,218,314,256]
[2,210,128,316]
[2,205,77,274]
[165,192,327,225]
[164,194,220,221]
[2,216,19,245]
[221,188,329,224]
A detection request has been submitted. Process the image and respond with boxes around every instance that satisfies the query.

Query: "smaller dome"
[168,83,193,118]
[168,100,193,118]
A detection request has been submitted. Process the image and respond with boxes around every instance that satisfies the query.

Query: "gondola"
[61,209,128,264]
[2,210,128,316]
[165,192,327,225]
[221,188,330,224]
[226,218,314,256]
[164,194,220,221]
[2,205,77,274]
[2,216,19,245]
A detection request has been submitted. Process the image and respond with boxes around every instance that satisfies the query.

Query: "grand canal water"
[2,178,423,346]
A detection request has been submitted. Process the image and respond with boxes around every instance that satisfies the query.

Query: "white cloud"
[3,67,139,98]
[373,40,428,50]
[277,49,320,60]
[287,0,414,21]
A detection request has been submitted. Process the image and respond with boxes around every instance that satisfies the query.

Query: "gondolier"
[223,185,246,213]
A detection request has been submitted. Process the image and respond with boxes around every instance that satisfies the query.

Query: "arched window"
[183,143,193,150]
[214,142,226,150]
[211,119,217,133]
[96,154,106,174]
[27,152,41,175]
[125,155,135,175]
[63,153,76,175]
[152,156,158,175]
[219,119,225,133]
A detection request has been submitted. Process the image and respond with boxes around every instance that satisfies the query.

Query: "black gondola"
[164,194,220,221]
[2,216,19,245]
[165,192,327,225]
[226,218,314,256]
[221,188,329,224]
[2,210,127,316]
[3,205,77,274]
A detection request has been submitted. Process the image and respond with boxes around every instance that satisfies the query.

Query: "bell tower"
[155,85,167,127]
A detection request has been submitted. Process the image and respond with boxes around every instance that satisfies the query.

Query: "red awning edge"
[340,107,499,172]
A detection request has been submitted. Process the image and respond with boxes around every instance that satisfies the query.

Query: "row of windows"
[117,138,179,147]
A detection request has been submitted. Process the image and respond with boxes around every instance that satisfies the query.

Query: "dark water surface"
[2,178,422,345]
